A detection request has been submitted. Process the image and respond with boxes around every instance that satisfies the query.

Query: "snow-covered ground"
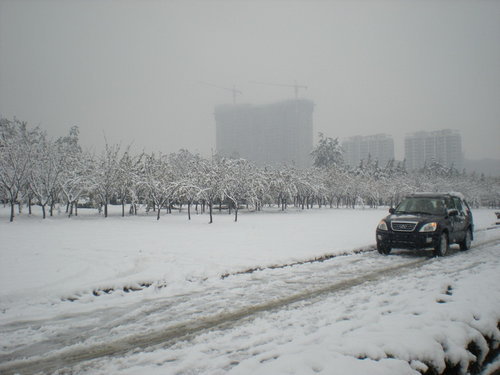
[0,206,385,320]
[1,206,499,374]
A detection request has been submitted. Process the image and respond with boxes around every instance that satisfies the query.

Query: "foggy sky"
[1,0,499,161]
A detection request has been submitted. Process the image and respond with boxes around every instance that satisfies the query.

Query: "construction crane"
[251,80,308,99]
[199,81,242,104]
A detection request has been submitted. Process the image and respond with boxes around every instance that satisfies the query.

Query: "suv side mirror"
[389,208,395,214]
[448,209,459,217]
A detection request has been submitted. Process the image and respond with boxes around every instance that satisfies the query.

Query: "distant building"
[341,134,395,168]
[404,129,463,171]
[214,99,314,168]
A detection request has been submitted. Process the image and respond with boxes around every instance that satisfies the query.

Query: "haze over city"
[2,2,500,373]
[1,0,499,162]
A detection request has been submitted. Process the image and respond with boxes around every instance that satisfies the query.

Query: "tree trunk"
[209,201,213,224]
[188,203,191,220]
[122,200,125,217]
[234,204,238,222]
[42,204,46,219]
[29,197,33,215]
[157,206,161,220]
[104,203,108,218]
[10,201,15,222]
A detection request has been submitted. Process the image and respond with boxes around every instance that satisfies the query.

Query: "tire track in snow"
[0,258,428,375]
[1,236,500,375]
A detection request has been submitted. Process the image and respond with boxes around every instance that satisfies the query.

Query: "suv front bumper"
[376,230,441,250]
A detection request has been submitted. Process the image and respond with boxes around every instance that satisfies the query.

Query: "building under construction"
[214,99,314,168]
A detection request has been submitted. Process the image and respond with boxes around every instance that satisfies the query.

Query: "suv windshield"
[395,197,446,215]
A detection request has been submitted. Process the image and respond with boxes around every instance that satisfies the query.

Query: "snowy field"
[0,206,386,319]
[1,206,499,374]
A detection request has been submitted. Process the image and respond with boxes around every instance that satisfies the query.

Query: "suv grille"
[391,221,417,232]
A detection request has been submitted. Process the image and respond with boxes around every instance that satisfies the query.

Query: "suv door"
[451,197,467,241]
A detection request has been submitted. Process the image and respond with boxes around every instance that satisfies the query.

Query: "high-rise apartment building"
[404,129,463,171]
[214,99,314,168]
[342,134,395,168]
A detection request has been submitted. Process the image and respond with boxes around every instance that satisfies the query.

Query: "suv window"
[395,197,445,215]
[445,197,455,210]
[453,197,466,216]
[463,200,472,215]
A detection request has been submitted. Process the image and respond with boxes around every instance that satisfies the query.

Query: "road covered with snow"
[1,207,499,374]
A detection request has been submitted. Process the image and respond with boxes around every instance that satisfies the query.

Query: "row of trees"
[1,118,499,223]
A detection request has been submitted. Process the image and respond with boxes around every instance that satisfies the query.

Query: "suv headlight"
[419,222,438,232]
[377,220,388,231]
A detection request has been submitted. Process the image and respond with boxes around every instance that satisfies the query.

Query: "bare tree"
[0,118,33,221]
[91,143,120,218]
[141,153,179,220]
[223,158,256,221]
[56,126,86,217]
[116,147,140,217]
[29,133,63,219]
[169,150,203,220]
[198,157,225,224]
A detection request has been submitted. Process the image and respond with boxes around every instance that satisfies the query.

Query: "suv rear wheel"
[460,228,472,251]
[434,232,449,257]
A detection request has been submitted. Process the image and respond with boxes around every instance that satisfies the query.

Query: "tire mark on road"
[2,236,499,375]
[0,258,426,375]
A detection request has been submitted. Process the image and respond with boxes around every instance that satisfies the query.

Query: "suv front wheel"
[434,232,449,257]
[377,243,391,255]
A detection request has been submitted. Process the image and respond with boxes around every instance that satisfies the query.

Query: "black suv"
[376,193,473,256]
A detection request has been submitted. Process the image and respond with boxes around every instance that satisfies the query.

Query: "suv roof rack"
[409,192,466,199]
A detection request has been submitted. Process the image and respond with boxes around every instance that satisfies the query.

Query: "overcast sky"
[1,0,499,160]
